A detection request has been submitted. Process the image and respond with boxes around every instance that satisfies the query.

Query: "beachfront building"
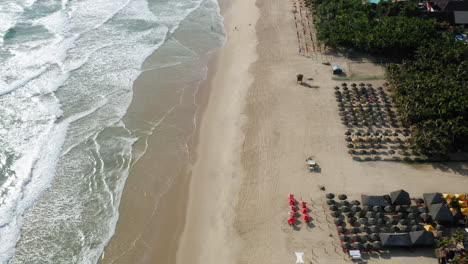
[423,0,468,25]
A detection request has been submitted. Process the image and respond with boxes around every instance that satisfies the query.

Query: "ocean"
[0,0,225,262]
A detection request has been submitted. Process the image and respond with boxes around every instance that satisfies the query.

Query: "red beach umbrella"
[289,205,298,211]
[302,214,311,222]
[288,217,295,225]
[299,201,307,208]
[288,211,295,217]
[288,193,295,199]
[301,208,309,214]
[288,199,296,205]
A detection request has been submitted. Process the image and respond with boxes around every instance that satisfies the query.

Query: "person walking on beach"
[296,74,303,84]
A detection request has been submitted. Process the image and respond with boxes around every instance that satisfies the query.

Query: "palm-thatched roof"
[379,233,411,247]
[389,190,411,205]
[423,193,445,205]
[409,231,435,246]
[428,203,453,223]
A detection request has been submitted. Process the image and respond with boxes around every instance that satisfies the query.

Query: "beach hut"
[428,203,453,223]
[332,65,343,75]
[390,190,411,206]
[361,195,390,207]
[423,225,435,231]
[409,231,435,246]
[379,233,411,247]
[423,193,445,205]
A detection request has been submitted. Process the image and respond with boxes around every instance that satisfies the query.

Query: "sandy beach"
[101,0,468,263]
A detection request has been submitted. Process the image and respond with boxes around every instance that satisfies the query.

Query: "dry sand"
[177,0,468,263]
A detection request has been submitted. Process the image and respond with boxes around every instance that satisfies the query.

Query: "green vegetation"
[387,38,468,154]
[309,0,468,155]
[310,0,438,55]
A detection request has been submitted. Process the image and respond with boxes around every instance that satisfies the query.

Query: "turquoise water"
[0,0,224,262]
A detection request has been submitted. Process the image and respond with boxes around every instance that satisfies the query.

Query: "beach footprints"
[335,82,425,161]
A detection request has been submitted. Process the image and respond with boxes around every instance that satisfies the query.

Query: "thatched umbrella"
[390,226,400,232]
[337,226,347,233]
[373,206,382,212]
[407,213,416,219]
[384,206,394,213]
[345,212,355,218]
[326,199,335,205]
[369,226,379,233]
[406,206,416,213]
[372,241,382,249]
[329,205,338,211]
[347,217,357,224]
[418,207,426,213]
[377,219,385,226]
[340,200,350,207]
[375,212,384,219]
[411,225,422,231]
[363,242,372,250]
[420,213,429,221]
[339,235,350,242]
[342,83,347,87]
[409,219,418,226]
[367,218,377,226]
[366,212,375,218]
[360,226,370,233]
[360,234,370,243]
[350,200,361,206]
[349,227,359,234]
[331,211,341,218]
[338,194,348,200]
[341,242,351,250]
[351,83,357,87]
[352,242,363,250]
[351,206,361,212]
[358,218,368,225]
[398,219,407,225]
[415,198,424,204]
[386,219,397,225]
[355,211,365,218]
[369,233,379,241]
[350,234,361,242]
[359,83,365,87]
[326,193,335,199]
[362,206,371,211]
[342,206,350,212]
[334,219,344,226]
[401,225,410,232]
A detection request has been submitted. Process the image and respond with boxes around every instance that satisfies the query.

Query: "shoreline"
[98,14,225,264]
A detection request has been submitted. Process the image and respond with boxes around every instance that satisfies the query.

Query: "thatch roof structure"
[409,231,435,246]
[389,190,411,205]
[428,203,453,223]
[423,193,445,205]
[361,195,390,207]
[379,233,411,247]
